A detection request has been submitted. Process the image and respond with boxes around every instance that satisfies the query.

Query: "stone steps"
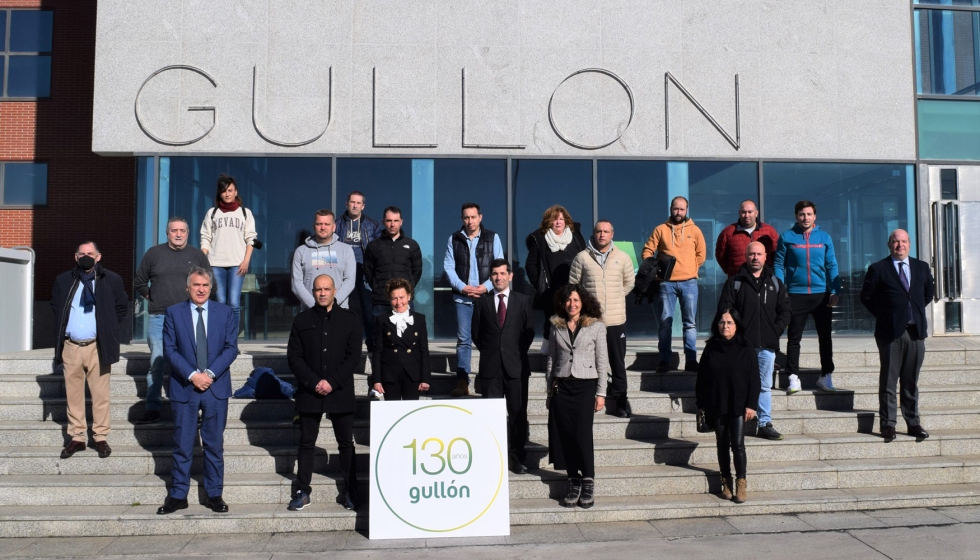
[3,482,980,538]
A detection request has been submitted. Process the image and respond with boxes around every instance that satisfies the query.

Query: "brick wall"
[0,0,135,308]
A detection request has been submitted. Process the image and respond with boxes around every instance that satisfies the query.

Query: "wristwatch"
[206,370,216,381]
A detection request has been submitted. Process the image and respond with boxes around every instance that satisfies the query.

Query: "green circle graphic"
[374,404,505,533]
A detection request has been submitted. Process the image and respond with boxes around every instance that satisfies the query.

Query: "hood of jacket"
[304,233,340,249]
[662,217,696,248]
[550,315,599,330]
[790,223,821,235]
[586,238,616,262]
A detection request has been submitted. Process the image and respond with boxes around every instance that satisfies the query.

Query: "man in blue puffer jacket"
[774,200,842,393]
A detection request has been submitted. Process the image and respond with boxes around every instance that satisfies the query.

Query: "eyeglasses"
[717,321,736,327]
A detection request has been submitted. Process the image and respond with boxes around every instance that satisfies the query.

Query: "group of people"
[50,174,935,515]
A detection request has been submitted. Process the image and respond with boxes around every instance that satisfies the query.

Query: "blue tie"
[196,306,208,372]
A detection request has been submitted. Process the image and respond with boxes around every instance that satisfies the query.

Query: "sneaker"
[563,477,582,507]
[757,422,784,440]
[287,490,310,511]
[815,374,837,392]
[578,477,595,509]
[787,374,802,394]
[369,389,383,400]
[450,379,470,397]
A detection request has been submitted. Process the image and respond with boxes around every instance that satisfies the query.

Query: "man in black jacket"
[860,229,935,443]
[286,274,363,511]
[472,259,535,474]
[51,241,129,459]
[363,205,423,320]
[717,242,791,440]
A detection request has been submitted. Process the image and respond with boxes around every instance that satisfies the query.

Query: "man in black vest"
[443,202,504,397]
[472,259,535,473]
[860,229,935,443]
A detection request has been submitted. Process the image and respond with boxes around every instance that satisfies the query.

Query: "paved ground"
[3,505,980,558]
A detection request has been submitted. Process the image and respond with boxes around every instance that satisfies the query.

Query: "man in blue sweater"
[774,200,842,393]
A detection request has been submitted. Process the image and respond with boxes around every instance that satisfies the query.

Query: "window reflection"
[763,162,915,333]
[1,162,47,206]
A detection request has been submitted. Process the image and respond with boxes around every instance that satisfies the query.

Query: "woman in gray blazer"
[546,283,608,509]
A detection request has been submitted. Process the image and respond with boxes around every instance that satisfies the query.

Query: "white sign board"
[369,399,510,540]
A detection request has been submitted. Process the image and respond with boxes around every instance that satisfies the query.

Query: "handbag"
[696,410,712,433]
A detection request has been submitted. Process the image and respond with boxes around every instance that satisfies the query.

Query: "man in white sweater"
[569,220,636,417]
[291,210,356,310]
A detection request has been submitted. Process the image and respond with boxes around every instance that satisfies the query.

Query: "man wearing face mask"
[51,242,129,459]
[133,217,212,424]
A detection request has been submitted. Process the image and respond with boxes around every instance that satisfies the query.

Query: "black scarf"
[73,266,97,312]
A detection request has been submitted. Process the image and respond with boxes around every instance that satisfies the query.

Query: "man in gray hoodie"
[291,210,356,310]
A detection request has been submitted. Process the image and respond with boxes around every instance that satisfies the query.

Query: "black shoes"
[684,360,699,373]
[757,423,783,441]
[908,425,930,439]
[656,363,670,374]
[94,440,112,458]
[509,459,528,474]
[562,477,582,507]
[60,440,85,459]
[135,411,161,425]
[340,492,358,511]
[578,478,595,509]
[205,496,229,513]
[157,496,188,515]
[881,426,897,443]
[608,397,633,418]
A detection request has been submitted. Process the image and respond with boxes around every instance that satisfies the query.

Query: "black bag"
[631,255,676,305]
[696,409,712,433]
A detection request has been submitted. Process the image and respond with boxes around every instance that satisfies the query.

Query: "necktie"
[899,262,913,325]
[196,306,208,372]
[497,294,507,328]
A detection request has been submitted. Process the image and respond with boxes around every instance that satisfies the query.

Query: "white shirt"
[493,288,511,313]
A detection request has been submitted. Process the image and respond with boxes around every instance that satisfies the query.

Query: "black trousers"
[296,412,357,496]
[786,293,835,375]
[877,326,924,429]
[382,372,420,401]
[713,413,746,479]
[606,323,628,401]
[551,378,596,479]
[482,373,530,464]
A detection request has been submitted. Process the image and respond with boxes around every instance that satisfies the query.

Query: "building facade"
[1,0,976,343]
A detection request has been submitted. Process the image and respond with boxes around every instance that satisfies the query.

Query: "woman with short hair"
[371,278,431,400]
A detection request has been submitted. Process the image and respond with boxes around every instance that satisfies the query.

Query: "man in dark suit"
[472,258,535,474]
[158,267,239,514]
[286,274,363,511]
[860,229,935,443]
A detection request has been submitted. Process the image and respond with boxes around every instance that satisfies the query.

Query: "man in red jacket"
[715,200,778,278]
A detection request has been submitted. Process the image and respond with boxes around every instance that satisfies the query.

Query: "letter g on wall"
[134,65,217,146]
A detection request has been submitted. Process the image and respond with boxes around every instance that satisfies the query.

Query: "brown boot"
[720,476,733,500]
[734,478,747,503]
[450,379,470,397]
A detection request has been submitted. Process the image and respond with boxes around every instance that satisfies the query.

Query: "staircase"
[1,338,980,537]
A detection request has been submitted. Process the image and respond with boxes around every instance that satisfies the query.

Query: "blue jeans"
[756,348,776,425]
[454,301,474,380]
[145,314,167,411]
[655,279,699,364]
[212,266,243,332]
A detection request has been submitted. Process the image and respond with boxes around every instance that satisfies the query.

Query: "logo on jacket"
[403,245,410,249]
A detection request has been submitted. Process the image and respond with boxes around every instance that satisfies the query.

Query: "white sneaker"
[369,389,383,400]
[787,374,802,394]
[815,374,837,392]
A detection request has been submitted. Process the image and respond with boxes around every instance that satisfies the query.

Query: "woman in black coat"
[696,307,760,504]
[525,205,587,349]
[371,278,431,400]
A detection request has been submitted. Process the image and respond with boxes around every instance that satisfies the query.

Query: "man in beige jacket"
[570,220,636,417]
[641,197,706,374]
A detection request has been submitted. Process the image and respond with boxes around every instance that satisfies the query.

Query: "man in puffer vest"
[443,202,503,397]
[570,220,635,416]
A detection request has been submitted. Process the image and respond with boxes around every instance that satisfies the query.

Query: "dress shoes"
[205,496,229,513]
[135,410,161,425]
[157,497,188,515]
[908,425,930,439]
[340,492,358,511]
[95,440,112,458]
[509,459,528,474]
[60,440,86,459]
[881,426,896,443]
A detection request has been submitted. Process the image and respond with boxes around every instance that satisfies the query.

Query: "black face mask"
[77,255,96,270]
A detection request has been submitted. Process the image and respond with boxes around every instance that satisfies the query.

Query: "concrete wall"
[92,0,917,160]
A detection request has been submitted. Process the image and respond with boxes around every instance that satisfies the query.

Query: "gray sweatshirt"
[291,234,356,310]
[134,243,212,315]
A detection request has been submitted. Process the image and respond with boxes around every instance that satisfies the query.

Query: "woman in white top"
[200,174,257,330]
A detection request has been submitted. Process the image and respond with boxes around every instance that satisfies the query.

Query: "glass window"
[159,156,332,339]
[9,10,53,52]
[1,162,47,206]
[918,99,980,160]
[914,1,980,6]
[914,8,980,96]
[512,159,593,334]
[598,161,757,337]
[941,168,959,199]
[2,10,53,98]
[763,162,916,334]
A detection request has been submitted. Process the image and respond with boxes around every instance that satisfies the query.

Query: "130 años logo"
[374,404,505,532]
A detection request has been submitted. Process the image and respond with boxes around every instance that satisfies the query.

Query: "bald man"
[860,229,935,443]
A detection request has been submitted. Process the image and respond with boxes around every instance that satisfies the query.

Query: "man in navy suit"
[860,229,935,443]
[158,267,239,514]
[472,258,535,474]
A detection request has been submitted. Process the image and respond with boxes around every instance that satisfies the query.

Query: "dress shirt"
[65,279,97,341]
[493,288,511,313]
[188,300,213,379]
[444,229,504,305]
[891,257,911,285]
